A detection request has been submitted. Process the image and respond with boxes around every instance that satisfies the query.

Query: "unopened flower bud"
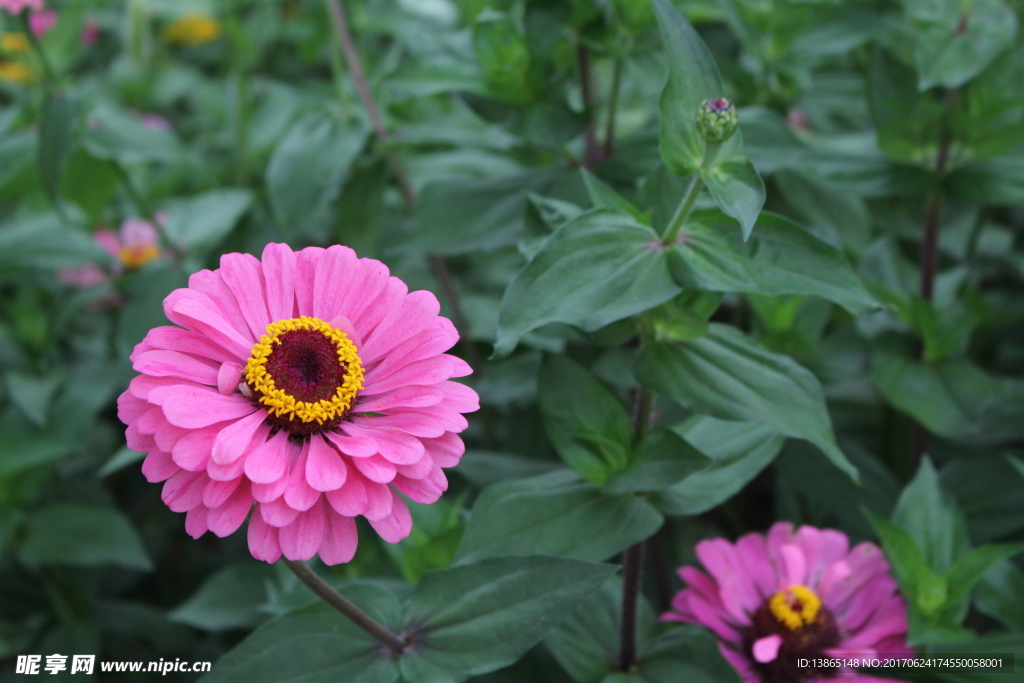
[696,98,737,143]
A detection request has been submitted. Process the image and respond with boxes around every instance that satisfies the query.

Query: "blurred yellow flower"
[1,32,28,53]
[0,60,30,84]
[162,13,222,47]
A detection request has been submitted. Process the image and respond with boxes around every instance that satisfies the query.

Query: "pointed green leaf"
[636,324,858,482]
[699,156,764,240]
[455,470,663,565]
[604,428,709,494]
[944,543,1024,610]
[581,169,649,224]
[495,210,681,357]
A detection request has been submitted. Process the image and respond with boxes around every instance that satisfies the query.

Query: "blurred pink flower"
[139,113,172,131]
[787,107,811,133]
[114,217,161,269]
[81,20,99,46]
[28,8,55,37]
[58,264,107,288]
[118,244,478,565]
[0,0,44,15]
[664,522,913,683]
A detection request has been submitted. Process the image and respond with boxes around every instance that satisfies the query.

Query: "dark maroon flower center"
[745,599,841,683]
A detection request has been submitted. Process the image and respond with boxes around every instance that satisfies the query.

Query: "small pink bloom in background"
[664,522,912,683]
[58,264,108,289]
[81,20,99,46]
[28,8,56,37]
[118,244,479,565]
[138,113,172,132]
[787,107,812,133]
[0,0,44,15]
[113,217,161,269]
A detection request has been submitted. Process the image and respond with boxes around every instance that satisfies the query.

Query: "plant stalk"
[661,175,704,246]
[603,55,624,159]
[283,558,408,654]
[576,41,601,169]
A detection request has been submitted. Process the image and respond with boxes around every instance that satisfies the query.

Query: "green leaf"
[402,556,616,681]
[202,585,401,683]
[455,469,663,565]
[636,324,858,482]
[454,451,562,489]
[538,355,633,484]
[161,188,253,252]
[773,168,871,254]
[948,153,1024,205]
[652,417,784,516]
[473,11,534,104]
[3,371,62,427]
[18,504,152,571]
[637,625,742,683]
[170,562,275,631]
[604,428,709,494]
[266,113,368,238]
[668,211,877,315]
[865,509,934,605]
[61,150,118,222]
[699,156,764,241]
[909,0,1018,90]
[37,92,80,208]
[868,50,945,166]
[944,543,1024,609]
[976,561,1024,631]
[82,103,183,165]
[892,457,970,574]
[0,127,36,192]
[0,213,108,273]
[581,170,649,224]
[383,497,465,585]
[98,446,146,477]
[495,210,681,357]
[871,352,1024,445]
[397,171,580,256]
[651,0,738,173]
[545,578,658,683]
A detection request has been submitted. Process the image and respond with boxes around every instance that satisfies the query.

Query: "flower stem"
[282,558,408,654]
[661,174,704,246]
[619,386,653,671]
[577,40,601,169]
[602,54,624,159]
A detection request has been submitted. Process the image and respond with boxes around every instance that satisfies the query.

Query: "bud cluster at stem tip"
[696,97,737,143]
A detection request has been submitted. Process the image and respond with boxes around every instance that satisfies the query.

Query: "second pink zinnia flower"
[664,522,913,683]
[118,244,478,565]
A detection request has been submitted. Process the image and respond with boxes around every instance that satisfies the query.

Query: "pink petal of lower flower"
[368,494,411,543]
[284,442,321,511]
[262,243,297,322]
[326,474,367,517]
[753,635,783,663]
[203,476,241,509]
[319,512,358,566]
[350,454,397,484]
[247,511,282,563]
[362,480,394,521]
[260,497,301,527]
[342,424,423,465]
[311,245,359,322]
[279,500,326,561]
[162,470,206,513]
[212,411,267,465]
[306,435,348,492]
[171,425,219,471]
[219,253,271,340]
[392,474,443,505]
[134,349,219,385]
[325,429,378,457]
[217,362,243,395]
[354,385,444,412]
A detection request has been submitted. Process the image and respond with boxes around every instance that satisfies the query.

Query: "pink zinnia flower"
[118,244,478,565]
[28,8,55,36]
[664,522,913,683]
[0,0,43,15]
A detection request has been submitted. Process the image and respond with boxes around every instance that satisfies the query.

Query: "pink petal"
[753,635,783,663]
[165,289,253,359]
[292,247,324,317]
[261,243,297,322]
[337,258,390,327]
[696,538,760,621]
[319,513,358,566]
[252,474,290,503]
[203,476,242,509]
[362,355,471,396]
[284,442,322,511]
[244,430,291,484]
[142,449,179,483]
[355,386,444,412]
[736,532,777,600]
[362,481,394,521]
[393,473,443,504]
[366,318,458,379]
[423,432,465,468]
[357,413,445,438]
[126,421,156,452]
[247,511,282,563]
[359,290,440,363]
[350,454,397,484]
[306,435,348,492]
[207,481,253,537]
[140,326,238,364]
[162,470,206,512]
[170,425,219,471]
[368,494,411,543]
[342,424,423,465]
[395,451,434,480]
[185,505,209,539]
[134,350,219,385]
[311,245,359,322]
[260,497,301,527]
[151,385,256,429]
[217,362,243,395]
[328,315,362,347]
[212,411,267,465]
[436,380,480,413]
[325,429,378,457]
[187,269,254,341]
[219,253,270,340]
[780,543,808,588]
[117,390,149,424]
[326,474,367,517]
[279,500,326,561]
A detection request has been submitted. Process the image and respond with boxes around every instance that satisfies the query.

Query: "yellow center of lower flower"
[245,317,364,430]
[119,244,160,269]
[162,14,222,47]
[769,585,821,631]
[1,33,29,53]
